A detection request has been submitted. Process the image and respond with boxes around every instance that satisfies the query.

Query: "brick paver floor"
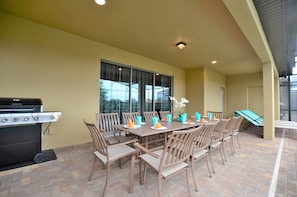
[1,125,296,197]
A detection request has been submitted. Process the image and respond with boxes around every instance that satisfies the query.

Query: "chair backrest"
[224,117,238,135]
[212,118,231,141]
[143,111,159,122]
[233,116,244,132]
[96,113,121,133]
[193,122,218,150]
[122,112,141,124]
[159,127,199,170]
[208,111,223,119]
[159,111,171,120]
[83,120,107,156]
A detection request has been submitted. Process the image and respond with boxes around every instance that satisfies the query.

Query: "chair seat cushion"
[211,141,222,148]
[139,150,188,178]
[192,148,208,159]
[105,135,132,145]
[94,144,135,164]
[224,136,231,141]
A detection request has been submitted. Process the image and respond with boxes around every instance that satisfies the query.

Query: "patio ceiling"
[253,0,297,77]
[0,0,296,76]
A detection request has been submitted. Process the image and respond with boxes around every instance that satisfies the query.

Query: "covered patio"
[1,126,296,196]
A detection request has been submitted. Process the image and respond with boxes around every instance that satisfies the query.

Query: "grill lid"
[0,98,42,106]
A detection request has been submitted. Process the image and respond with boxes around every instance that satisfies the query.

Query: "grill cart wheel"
[34,153,46,163]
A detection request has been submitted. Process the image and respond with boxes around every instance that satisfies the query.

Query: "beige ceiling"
[0,0,263,76]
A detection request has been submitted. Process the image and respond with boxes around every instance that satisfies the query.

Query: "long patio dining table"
[113,119,219,149]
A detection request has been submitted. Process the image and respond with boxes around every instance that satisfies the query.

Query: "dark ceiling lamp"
[176,41,186,49]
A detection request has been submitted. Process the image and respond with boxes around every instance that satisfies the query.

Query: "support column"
[263,62,275,140]
[274,75,280,119]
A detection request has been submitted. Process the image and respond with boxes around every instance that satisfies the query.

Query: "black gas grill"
[0,98,61,170]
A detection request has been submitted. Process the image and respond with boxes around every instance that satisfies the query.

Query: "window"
[100,61,173,120]
[280,56,297,121]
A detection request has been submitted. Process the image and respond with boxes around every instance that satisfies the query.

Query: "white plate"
[200,121,208,123]
[182,122,195,125]
[141,122,146,125]
[123,125,141,129]
[151,126,167,130]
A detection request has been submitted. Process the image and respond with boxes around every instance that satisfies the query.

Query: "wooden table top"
[113,119,219,137]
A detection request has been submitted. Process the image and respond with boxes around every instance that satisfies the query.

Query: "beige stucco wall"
[226,72,263,118]
[185,67,205,117]
[204,67,226,115]
[0,12,186,149]
[185,67,226,117]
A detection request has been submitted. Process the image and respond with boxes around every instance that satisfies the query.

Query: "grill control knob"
[33,116,39,121]
[13,117,19,122]
[2,118,8,123]
[24,117,29,121]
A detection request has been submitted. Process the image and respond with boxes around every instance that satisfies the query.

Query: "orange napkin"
[128,118,134,128]
[212,115,216,120]
[200,117,205,122]
[154,122,162,128]
[187,119,192,124]
[163,116,168,121]
[205,112,208,117]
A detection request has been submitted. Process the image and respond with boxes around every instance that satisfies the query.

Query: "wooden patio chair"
[96,112,131,145]
[191,122,218,191]
[159,111,171,121]
[209,118,230,173]
[132,127,200,197]
[231,116,245,151]
[143,111,167,149]
[222,117,238,161]
[207,111,223,119]
[143,111,159,122]
[83,120,137,197]
[121,112,141,124]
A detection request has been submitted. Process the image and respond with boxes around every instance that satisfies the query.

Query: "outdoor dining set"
[83,111,244,197]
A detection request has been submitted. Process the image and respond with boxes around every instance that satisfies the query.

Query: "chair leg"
[119,158,122,168]
[139,160,144,185]
[191,158,198,192]
[219,145,225,165]
[143,163,148,184]
[88,156,96,181]
[222,141,227,162]
[186,168,192,197]
[209,147,215,174]
[205,154,212,178]
[230,137,235,155]
[102,164,110,197]
[236,135,241,149]
[129,154,136,193]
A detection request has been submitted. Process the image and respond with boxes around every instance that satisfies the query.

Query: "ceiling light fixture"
[176,42,186,49]
[95,0,106,5]
[211,60,217,64]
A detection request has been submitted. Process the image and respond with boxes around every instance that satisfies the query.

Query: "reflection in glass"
[100,61,173,122]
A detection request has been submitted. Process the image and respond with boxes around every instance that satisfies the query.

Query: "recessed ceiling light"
[211,60,217,64]
[176,42,186,49]
[95,0,106,5]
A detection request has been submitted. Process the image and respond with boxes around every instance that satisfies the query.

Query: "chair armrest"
[134,143,160,159]
[108,139,138,148]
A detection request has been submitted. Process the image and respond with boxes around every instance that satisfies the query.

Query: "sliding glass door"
[100,61,172,120]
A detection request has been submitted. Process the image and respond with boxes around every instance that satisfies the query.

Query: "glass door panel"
[100,63,130,114]
[155,74,171,112]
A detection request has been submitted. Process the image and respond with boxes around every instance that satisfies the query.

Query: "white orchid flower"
[169,96,189,116]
